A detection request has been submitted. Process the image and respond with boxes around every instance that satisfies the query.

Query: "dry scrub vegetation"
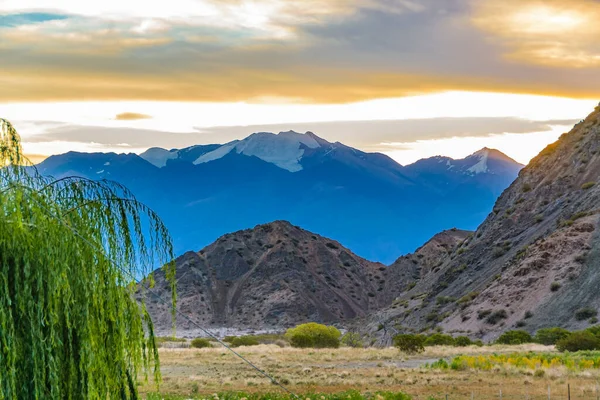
[141,344,600,399]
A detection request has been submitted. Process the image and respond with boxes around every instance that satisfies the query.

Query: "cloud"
[0,0,600,103]
[21,117,578,153]
[471,0,600,67]
[115,112,152,120]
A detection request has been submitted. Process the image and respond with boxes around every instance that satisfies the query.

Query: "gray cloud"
[1,0,600,102]
[24,117,578,153]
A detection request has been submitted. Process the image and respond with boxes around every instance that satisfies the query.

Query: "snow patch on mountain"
[194,131,320,172]
[140,147,178,168]
[467,150,489,174]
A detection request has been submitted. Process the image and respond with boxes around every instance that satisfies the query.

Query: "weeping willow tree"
[0,118,176,399]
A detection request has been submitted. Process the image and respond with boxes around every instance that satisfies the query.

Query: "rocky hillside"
[144,221,400,334]
[367,105,600,342]
[377,229,473,305]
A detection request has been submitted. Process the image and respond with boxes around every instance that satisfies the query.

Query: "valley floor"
[141,345,600,399]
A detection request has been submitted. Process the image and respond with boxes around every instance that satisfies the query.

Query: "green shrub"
[522,183,532,192]
[425,312,439,322]
[190,338,212,349]
[556,331,600,352]
[496,330,532,345]
[534,327,571,345]
[424,333,455,347]
[575,307,598,321]
[587,325,600,337]
[454,336,472,347]
[581,182,596,190]
[229,336,260,347]
[436,296,455,305]
[550,282,562,292]
[485,310,508,325]
[341,332,364,348]
[393,334,426,354]
[285,323,341,348]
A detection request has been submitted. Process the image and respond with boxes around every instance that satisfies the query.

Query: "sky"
[1,0,600,165]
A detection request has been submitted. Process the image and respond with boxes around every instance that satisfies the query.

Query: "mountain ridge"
[363,104,600,342]
[37,130,523,263]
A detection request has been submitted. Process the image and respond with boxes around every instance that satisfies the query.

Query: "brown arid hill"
[377,228,473,305]
[366,104,600,342]
[144,220,402,334]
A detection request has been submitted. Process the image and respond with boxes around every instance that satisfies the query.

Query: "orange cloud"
[2,63,600,104]
[115,112,152,120]
[1,1,600,104]
[472,0,600,67]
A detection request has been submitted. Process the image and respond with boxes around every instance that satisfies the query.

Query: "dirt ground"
[140,344,600,399]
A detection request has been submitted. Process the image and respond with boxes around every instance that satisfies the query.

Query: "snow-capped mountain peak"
[193,131,321,172]
[467,149,491,174]
[141,147,179,168]
[465,147,523,175]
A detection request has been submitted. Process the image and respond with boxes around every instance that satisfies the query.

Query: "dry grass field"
[140,344,600,399]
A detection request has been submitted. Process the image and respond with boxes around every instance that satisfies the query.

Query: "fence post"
[568,384,571,400]
[471,392,474,400]
[547,385,550,400]
[500,389,502,400]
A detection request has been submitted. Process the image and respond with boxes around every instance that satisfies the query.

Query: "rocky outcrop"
[366,104,600,342]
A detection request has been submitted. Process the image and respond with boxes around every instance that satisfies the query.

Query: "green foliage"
[550,282,562,292]
[190,338,212,349]
[341,332,364,348]
[534,328,571,345]
[485,310,508,325]
[432,351,600,371]
[581,182,596,190]
[424,333,455,347]
[229,336,261,347]
[458,292,479,306]
[556,332,600,352]
[393,334,425,354]
[586,325,600,337]
[0,119,176,399]
[436,296,455,305]
[575,307,598,321]
[429,359,449,369]
[496,330,533,345]
[285,323,341,348]
[454,336,473,347]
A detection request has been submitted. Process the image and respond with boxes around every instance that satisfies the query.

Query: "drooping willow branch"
[0,118,176,399]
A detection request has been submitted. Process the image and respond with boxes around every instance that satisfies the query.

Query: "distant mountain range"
[144,107,600,340]
[38,130,523,263]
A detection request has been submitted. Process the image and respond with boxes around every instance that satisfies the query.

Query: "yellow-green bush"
[191,338,212,348]
[285,323,341,348]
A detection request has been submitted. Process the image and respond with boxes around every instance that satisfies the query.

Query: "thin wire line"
[139,279,300,398]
